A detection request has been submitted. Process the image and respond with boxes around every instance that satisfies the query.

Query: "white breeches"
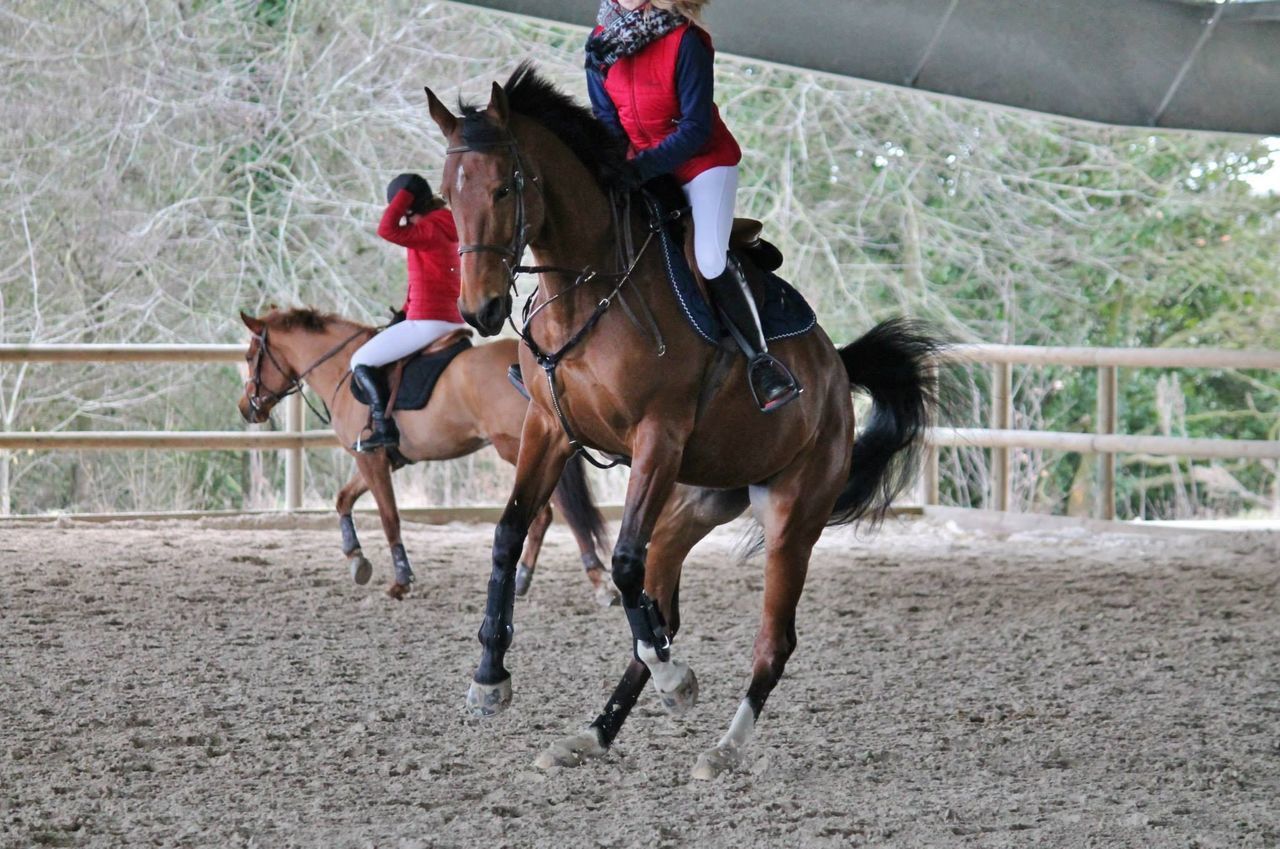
[349,319,469,368]
[682,165,739,279]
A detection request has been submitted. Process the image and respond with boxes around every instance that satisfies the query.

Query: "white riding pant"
[682,165,738,279]
[349,319,469,369]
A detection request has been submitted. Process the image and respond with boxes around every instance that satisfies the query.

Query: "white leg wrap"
[637,640,699,715]
[691,699,756,780]
[719,699,756,749]
[636,641,684,692]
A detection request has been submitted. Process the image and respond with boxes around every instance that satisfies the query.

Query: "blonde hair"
[648,0,708,28]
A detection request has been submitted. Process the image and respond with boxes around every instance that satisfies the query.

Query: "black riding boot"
[706,256,802,412]
[350,365,399,453]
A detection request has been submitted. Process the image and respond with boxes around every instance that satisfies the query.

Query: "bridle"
[449,139,534,292]
[245,325,367,425]
[446,133,676,469]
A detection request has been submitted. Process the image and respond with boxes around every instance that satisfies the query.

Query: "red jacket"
[377,191,463,322]
[594,23,741,184]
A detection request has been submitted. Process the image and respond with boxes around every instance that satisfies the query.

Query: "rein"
[448,137,677,469]
[247,326,367,426]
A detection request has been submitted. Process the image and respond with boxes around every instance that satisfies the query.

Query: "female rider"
[585,0,799,411]
[348,173,468,452]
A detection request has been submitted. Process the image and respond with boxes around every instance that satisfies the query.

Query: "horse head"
[238,310,299,423]
[426,83,546,337]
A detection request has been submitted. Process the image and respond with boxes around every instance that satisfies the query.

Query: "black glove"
[601,159,644,193]
[388,306,407,325]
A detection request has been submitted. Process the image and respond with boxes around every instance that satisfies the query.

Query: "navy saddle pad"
[650,203,817,346]
[350,338,471,411]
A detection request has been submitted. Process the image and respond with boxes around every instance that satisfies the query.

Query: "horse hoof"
[593,582,621,608]
[514,563,533,597]
[386,581,411,601]
[349,555,372,586]
[466,678,512,717]
[691,743,742,780]
[534,727,606,769]
[656,663,698,716]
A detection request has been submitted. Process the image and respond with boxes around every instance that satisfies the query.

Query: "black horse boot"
[350,365,399,452]
[706,256,802,412]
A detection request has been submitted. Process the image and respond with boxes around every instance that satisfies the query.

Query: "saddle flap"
[349,337,472,412]
[660,217,816,347]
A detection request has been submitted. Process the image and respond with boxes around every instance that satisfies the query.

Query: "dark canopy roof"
[456,0,1280,136]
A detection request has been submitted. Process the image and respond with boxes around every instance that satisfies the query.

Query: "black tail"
[830,318,943,527]
[551,451,610,558]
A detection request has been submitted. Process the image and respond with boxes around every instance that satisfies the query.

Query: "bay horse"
[425,66,940,779]
[236,307,617,606]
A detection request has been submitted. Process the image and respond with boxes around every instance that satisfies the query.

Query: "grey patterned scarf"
[585,1,686,73]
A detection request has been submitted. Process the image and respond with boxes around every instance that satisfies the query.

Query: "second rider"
[348,174,468,452]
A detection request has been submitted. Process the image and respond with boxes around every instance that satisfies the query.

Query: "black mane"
[460,63,627,186]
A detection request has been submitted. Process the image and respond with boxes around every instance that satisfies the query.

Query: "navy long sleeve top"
[586,28,716,183]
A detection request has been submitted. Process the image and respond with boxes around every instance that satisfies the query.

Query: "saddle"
[642,175,784,274]
[640,187,816,347]
[349,328,474,412]
[729,218,784,272]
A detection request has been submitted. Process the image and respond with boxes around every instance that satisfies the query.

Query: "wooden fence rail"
[929,344,1280,518]
[0,344,244,363]
[1,342,1277,518]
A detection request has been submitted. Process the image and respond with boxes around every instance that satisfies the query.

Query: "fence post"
[924,445,940,506]
[1096,365,1118,520]
[990,362,1012,510]
[284,393,303,511]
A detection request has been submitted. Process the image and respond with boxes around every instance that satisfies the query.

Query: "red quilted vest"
[600,23,742,184]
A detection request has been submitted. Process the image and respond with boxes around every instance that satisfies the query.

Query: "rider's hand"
[602,159,643,193]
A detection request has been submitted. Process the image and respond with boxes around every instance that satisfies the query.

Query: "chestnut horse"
[425,67,941,778]
[237,307,617,606]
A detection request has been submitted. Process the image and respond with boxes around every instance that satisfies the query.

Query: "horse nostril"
[478,296,512,333]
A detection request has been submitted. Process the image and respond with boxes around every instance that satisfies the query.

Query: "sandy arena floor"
[1,513,1277,848]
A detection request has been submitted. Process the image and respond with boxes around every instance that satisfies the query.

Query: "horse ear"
[485,81,509,129]
[424,86,458,136]
[240,311,264,334]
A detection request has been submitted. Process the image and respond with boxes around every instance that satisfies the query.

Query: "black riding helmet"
[386,173,434,214]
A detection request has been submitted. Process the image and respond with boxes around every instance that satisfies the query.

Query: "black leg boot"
[350,365,399,453]
[706,256,802,412]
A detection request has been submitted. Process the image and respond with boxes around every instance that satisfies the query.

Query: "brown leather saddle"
[680,217,784,301]
[732,219,784,270]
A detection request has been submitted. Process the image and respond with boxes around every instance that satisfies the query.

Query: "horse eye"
[494,185,511,200]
